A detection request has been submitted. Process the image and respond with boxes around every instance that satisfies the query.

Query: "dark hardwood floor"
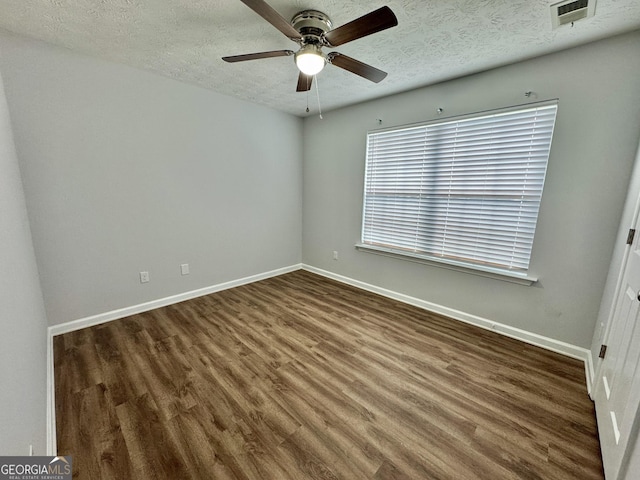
[54,270,604,479]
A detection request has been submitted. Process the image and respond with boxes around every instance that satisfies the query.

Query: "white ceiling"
[0,0,639,117]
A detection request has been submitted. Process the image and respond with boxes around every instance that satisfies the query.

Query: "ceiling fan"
[222,0,398,92]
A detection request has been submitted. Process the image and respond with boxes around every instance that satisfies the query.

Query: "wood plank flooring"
[54,270,604,479]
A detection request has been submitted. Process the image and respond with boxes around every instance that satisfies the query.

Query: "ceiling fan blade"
[323,6,398,47]
[296,72,313,92]
[327,52,387,83]
[238,0,302,40]
[222,50,294,62]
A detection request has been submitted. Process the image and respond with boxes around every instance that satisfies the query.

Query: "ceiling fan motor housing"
[291,10,332,45]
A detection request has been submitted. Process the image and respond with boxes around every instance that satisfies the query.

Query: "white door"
[594,213,640,479]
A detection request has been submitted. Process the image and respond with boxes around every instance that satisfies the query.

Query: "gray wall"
[302,31,640,349]
[0,70,48,455]
[0,30,303,326]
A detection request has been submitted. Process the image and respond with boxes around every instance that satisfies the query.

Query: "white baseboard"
[48,264,302,337]
[45,263,302,453]
[302,265,593,386]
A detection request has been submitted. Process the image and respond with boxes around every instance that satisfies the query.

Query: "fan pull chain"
[314,74,323,119]
[306,86,309,113]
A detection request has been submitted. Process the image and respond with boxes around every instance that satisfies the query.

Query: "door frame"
[593,141,640,479]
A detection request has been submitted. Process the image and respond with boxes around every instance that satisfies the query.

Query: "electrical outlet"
[180,264,190,275]
[139,271,149,283]
[333,251,338,260]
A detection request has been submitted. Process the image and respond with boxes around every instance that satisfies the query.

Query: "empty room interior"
[2,0,640,478]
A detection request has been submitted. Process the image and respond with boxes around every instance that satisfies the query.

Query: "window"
[359,100,558,281]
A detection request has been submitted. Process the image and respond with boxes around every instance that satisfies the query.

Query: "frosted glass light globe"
[295,45,325,76]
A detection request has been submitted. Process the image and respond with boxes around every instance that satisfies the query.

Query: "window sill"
[354,243,538,286]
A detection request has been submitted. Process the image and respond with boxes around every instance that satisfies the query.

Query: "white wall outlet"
[139,271,149,283]
[180,263,190,275]
[333,251,338,260]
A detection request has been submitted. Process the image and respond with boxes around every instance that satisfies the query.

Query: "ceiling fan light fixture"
[295,44,325,75]
[223,2,398,92]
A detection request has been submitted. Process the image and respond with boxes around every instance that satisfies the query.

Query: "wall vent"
[550,0,596,29]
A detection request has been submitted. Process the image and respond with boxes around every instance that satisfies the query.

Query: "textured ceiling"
[0,0,639,116]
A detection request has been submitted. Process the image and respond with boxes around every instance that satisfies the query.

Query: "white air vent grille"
[558,0,588,16]
[550,0,596,29]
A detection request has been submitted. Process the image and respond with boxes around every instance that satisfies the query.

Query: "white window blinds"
[361,101,558,273]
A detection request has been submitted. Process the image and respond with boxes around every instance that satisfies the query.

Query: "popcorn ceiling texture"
[0,0,639,116]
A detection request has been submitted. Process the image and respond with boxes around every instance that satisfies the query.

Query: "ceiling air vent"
[550,0,596,29]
